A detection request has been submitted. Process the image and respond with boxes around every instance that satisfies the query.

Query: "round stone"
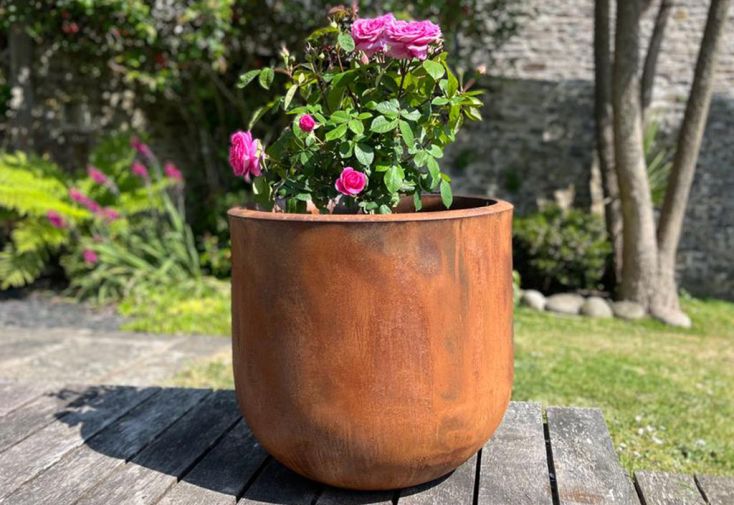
[580,296,613,318]
[545,293,585,315]
[520,290,546,311]
[611,300,646,320]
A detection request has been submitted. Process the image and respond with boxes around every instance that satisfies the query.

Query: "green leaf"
[440,180,453,209]
[384,165,404,193]
[252,176,271,198]
[399,121,415,147]
[444,64,459,97]
[283,84,298,110]
[432,97,450,106]
[400,109,421,122]
[413,191,423,211]
[325,123,349,142]
[258,67,274,90]
[338,141,353,158]
[423,60,445,81]
[355,143,374,166]
[429,145,444,158]
[426,157,441,189]
[375,99,400,118]
[295,193,312,202]
[370,116,399,133]
[378,204,392,214]
[337,32,355,52]
[348,119,364,135]
[237,69,261,89]
[331,110,351,123]
[464,107,483,121]
[248,106,267,129]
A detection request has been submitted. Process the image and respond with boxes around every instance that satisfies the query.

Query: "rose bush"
[229,8,484,214]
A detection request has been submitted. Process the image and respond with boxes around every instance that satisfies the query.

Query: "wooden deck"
[0,382,731,504]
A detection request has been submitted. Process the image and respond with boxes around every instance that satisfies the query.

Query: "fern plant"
[0,152,91,288]
[643,119,673,208]
[0,135,199,301]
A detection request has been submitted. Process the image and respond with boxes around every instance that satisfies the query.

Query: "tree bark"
[612,0,660,307]
[641,0,673,117]
[8,22,34,151]
[594,0,624,291]
[654,0,731,313]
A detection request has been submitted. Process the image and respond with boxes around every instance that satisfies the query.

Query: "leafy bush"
[0,137,200,301]
[513,206,611,293]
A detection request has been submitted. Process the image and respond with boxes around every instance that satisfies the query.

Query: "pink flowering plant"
[232,8,483,213]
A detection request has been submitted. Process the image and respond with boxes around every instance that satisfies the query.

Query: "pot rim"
[228,195,512,223]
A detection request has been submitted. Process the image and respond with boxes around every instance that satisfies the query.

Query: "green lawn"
[160,291,734,476]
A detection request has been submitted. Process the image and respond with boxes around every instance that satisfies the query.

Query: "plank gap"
[543,421,561,505]
[175,415,242,484]
[236,455,273,502]
[693,476,711,504]
[473,448,482,505]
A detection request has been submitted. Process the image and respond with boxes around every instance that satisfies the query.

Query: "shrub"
[513,206,611,293]
[0,136,200,301]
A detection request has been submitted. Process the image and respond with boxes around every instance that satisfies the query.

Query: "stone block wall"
[448,0,734,300]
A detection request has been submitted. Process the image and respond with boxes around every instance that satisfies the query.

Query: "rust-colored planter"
[228,196,514,490]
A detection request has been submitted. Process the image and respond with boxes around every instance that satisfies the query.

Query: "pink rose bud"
[87,165,109,185]
[335,167,367,196]
[386,19,442,60]
[83,249,98,265]
[46,210,66,229]
[351,14,395,56]
[131,161,149,179]
[130,136,153,158]
[298,114,317,133]
[102,207,120,221]
[164,162,183,182]
[229,130,263,181]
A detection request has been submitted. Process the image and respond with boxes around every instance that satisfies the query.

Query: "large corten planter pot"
[228,195,514,490]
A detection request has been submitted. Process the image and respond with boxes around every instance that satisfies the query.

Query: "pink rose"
[335,167,367,196]
[164,162,183,182]
[351,14,395,56]
[83,249,98,265]
[130,136,153,159]
[87,165,109,185]
[46,210,66,229]
[229,130,262,181]
[298,114,316,133]
[386,19,442,60]
[132,161,149,179]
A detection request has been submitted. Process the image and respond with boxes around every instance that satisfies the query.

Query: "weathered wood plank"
[634,472,705,505]
[0,384,157,499]
[0,385,83,453]
[695,474,734,505]
[397,453,477,504]
[477,401,553,505]
[0,381,46,417]
[317,487,395,505]
[75,390,240,505]
[157,420,268,505]
[2,387,207,505]
[239,459,320,505]
[547,407,639,505]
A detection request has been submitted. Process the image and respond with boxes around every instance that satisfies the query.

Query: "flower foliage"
[232,8,484,214]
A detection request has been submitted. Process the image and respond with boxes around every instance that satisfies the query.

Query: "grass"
[156,290,734,476]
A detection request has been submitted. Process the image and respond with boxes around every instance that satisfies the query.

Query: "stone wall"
[449,0,734,300]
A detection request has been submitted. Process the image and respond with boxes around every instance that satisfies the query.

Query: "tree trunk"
[594,0,624,292]
[8,22,34,151]
[654,0,731,316]
[612,0,659,307]
[641,0,673,118]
